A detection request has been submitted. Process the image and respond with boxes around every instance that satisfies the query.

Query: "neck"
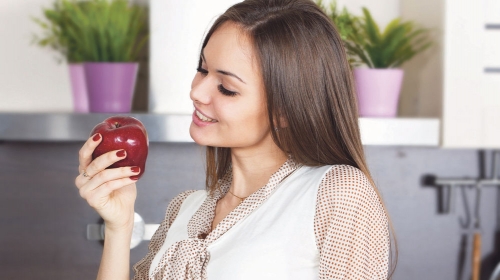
[229,142,288,199]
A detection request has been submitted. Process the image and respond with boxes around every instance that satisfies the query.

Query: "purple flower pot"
[353,68,404,117]
[84,62,139,113]
[68,63,89,113]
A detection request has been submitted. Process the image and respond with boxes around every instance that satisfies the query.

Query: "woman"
[75,0,395,279]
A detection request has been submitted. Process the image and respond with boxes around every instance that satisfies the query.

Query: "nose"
[190,73,212,105]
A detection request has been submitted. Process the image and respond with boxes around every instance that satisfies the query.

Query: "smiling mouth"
[195,109,218,123]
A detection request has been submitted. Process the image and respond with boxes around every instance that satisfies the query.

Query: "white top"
[150,165,330,279]
[149,190,208,276]
[132,159,390,280]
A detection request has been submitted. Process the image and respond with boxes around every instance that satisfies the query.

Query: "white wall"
[0,0,72,112]
[149,0,241,114]
[336,0,399,29]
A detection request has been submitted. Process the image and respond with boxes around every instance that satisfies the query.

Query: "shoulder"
[315,164,389,241]
[322,164,371,188]
[318,164,380,206]
[315,165,390,278]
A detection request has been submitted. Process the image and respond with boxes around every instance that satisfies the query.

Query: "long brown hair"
[200,0,397,277]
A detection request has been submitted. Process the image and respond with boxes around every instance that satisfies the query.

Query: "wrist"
[104,219,134,236]
[103,209,135,233]
[102,224,133,250]
[105,224,133,236]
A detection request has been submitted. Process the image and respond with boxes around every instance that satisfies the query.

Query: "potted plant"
[32,0,91,112]
[69,0,148,113]
[347,8,432,117]
[34,0,148,113]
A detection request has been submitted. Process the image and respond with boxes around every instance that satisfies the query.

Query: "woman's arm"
[75,134,139,280]
[97,223,134,280]
[315,165,390,280]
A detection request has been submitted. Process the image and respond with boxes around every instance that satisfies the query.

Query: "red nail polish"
[92,134,101,141]
[131,167,140,173]
[116,150,126,157]
[130,175,139,181]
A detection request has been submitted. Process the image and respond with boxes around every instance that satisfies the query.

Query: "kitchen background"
[1,0,499,279]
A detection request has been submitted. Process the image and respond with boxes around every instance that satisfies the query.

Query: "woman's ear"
[279,115,288,128]
[273,114,288,129]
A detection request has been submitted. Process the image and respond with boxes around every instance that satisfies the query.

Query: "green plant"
[348,8,432,68]
[316,0,357,41]
[316,0,362,67]
[32,0,87,62]
[74,0,148,62]
[33,0,148,63]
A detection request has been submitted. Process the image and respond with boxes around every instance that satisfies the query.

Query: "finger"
[78,133,103,171]
[78,166,139,194]
[83,177,138,210]
[75,170,92,189]
[74,168,94,189]
[83,149,127,179]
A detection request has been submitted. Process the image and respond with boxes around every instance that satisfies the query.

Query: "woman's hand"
[75,133,140,231]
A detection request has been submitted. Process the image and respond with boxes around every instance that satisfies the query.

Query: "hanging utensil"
[488,151,500,280]
[472,182,482,280]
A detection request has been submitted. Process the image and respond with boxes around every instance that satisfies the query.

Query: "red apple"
[90,116,149,179]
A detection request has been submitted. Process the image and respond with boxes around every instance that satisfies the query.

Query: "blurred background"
[1,0,500,279]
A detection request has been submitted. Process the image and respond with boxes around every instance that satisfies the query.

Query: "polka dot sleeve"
[315,165,390,279]
[132,189,197,280]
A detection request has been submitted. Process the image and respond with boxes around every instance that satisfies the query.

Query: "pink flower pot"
[68,63,89,113]
[84,62,139,113]
[353,68,404,117]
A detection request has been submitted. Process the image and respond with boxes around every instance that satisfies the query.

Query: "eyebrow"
[201,52,247,84]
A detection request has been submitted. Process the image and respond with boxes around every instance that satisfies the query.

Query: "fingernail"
[116,150,126,157]
[131,167,140,173]
[130,175,139,181]
[92,133,101,141]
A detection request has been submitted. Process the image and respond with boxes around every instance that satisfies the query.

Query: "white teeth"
[196,110,216,122]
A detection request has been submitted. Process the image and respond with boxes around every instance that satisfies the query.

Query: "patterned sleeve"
[314,165,390,279]
[132,190,197,280]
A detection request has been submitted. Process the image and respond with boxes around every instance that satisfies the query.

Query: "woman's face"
[189,22,272,150]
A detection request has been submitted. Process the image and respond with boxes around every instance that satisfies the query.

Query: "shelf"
[0,113,192,143]
[0,113,440,146]
[359,117,440,146]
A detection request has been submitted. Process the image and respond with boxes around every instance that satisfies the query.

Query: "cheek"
[223,100,269,135]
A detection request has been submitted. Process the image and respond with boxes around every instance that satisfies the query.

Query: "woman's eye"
[218,84,237,97]
[196,67,208,75]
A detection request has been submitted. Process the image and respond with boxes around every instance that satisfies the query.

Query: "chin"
[189,123,215,146]
[189,127,236,148]
[189,123,266,148]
